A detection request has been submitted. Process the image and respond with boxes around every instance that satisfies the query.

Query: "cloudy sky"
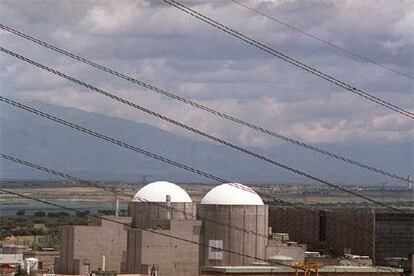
[0,0,413,150]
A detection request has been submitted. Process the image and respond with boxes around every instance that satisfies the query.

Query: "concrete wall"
[199,205,268,266]
[0,254,23,265]
[268,208,374,256]
[55,216,130,274]
[269,207,320,250]
[269,208,414,265]
[130,202,197,229]
[2,245,28,254]
[266,237,306,265]
[305,256,372,266]
[375,213,414,264]
[125,220,201,276]
[324,211,374,257]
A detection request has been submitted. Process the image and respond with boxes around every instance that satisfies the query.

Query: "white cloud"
[0,0,413,149]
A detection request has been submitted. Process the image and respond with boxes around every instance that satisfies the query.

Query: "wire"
[0,96,315,211]
[0,47,404,212]
[0,153,270,240]
[161,0,414,119]
[0,97,227,183]
[229,0,414,80]
[4,96,402,220]
[0,96,325,239]
[0,187,398,274]
[1,153,395,263]
[0,186,274,264]
[0,24,410,184]
[2,154,407,272]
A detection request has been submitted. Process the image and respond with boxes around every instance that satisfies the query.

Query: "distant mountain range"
[1,101,412,186]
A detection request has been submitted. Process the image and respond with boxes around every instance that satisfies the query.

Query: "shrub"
[16,210,25,216]
[34,211,46,217]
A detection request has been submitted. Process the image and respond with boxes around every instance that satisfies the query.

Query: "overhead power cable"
[161,0,414,119]
[0,153,400,258]
[0,47,404,212]
[0,96,316,211]
[0,153,270,239]
[1,153,396,256]
[0,96,295,211]
[0,183,400,274]
[0,96,400,223]
[229,0,414,80]
[0,24,409,184]
[0,97,227,183]
[0,179,273,265]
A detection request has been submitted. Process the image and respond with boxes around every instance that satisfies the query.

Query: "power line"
[2,98,407,247]
[0,47,403,212]
[0,184,273,264]
[5,95,411,247]
[0,96,302,207]
[161,0,414,119]
[1,153,405,266]
[16,182,388,272]
[1,153,397,260]
[0,96,315,210]
[229,0,414,80]
[0,96,227,183]
[0,153,270,240]
[0,24,410,184]
[4,95,401,218]
[0,47,404,212]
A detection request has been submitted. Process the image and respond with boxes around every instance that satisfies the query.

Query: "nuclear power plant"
[53,181,406,276]
[122,181,283,275]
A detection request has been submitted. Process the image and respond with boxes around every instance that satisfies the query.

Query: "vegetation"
[0,211,89,248]
[15,266,28,276]
[97,209,128,216]
[0,208,130,250]
[31,228,61,250]
[16,210,25,216]
[33,211,46,217]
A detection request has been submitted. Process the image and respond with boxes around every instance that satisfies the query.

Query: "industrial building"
[269,207,414,265]
[0,245,58,276]
[198,183,306,267]
[24,250,59,274]
[0,244,27,270]
[123,181,308,274]
[124,181,201,275]
[198,183,269,266]
[52,181,409,276]
[54,215,131,274]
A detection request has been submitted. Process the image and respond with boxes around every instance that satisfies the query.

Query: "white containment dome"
[132,181,192,203]
[201,183,264,205]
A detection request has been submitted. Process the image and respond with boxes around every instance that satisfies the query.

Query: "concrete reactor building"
[124,181,202,275]
[198,183,269,266]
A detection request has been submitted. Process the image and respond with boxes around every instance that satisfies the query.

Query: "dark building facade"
[269,207,413,265]
[375,213,414,264]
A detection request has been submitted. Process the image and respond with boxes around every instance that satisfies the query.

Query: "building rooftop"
[132,181,192,203]
[201,183,264,205]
